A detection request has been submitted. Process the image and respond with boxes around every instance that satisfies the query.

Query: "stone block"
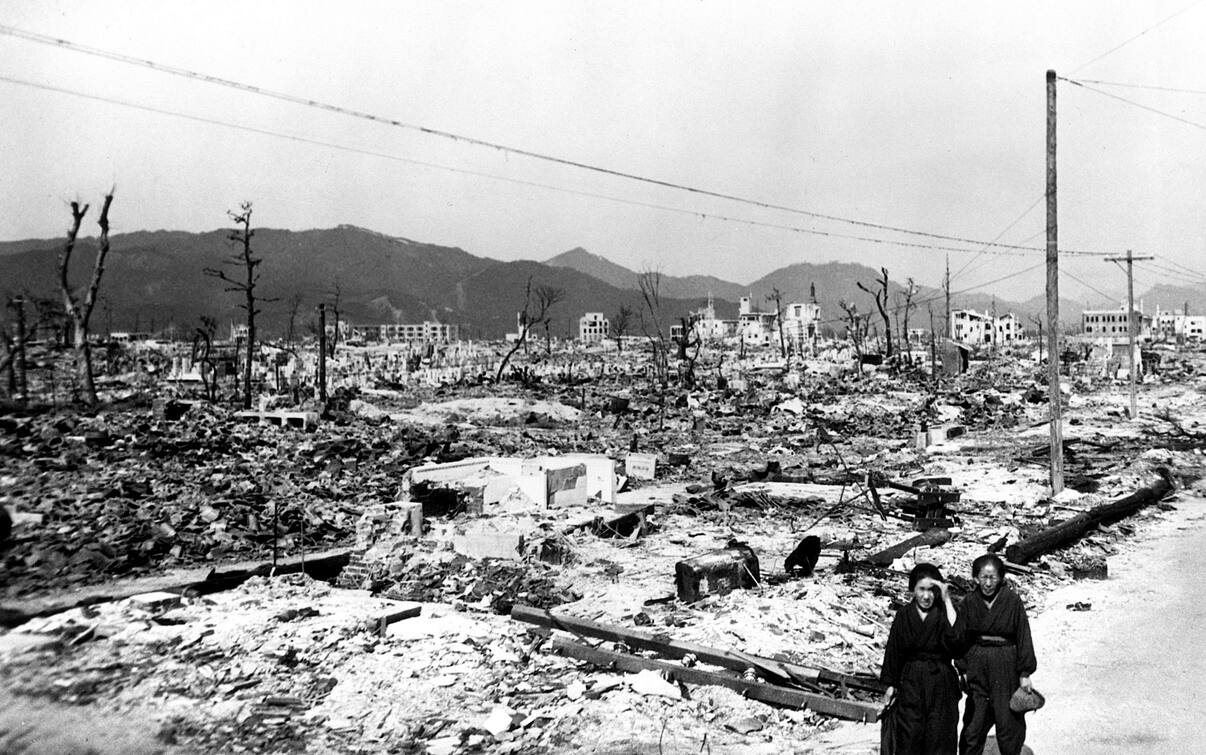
[452,524,525,561]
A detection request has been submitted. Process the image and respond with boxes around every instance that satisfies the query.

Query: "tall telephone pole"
[318,303,328,404]
[1105,249,1154,419]
[943,255,951,340]
[1046,70,1063,494]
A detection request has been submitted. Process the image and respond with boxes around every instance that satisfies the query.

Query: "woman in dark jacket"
[880,563,962,755]
[957,554,1037,755]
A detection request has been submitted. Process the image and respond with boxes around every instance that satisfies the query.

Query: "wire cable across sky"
[0,22,1112,257]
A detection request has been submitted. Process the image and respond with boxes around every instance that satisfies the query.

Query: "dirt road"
[808,494,1206,755]
[1024,495,1206,754]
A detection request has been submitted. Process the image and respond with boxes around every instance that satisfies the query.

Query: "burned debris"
[2,318,1205,754]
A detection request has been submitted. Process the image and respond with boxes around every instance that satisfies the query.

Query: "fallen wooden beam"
[864,528,950,567]
[0,548,352,628]
[376,605,422,636]
[511,604,883,693]
[551,638,881,722]
[1005,467,1175,564]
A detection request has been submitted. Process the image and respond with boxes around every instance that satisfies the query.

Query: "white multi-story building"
[781,300,821,351]
[351,321,459,343]
[1153,310,1206,341]
[578,312,610,343]
[950,309,1024,346]
[1081,306,1152,340]
[738,296,778,347]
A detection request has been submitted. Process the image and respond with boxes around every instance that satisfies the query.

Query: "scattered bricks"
[625,453,657,481]
[453,523,525,561]
[674,541,760,603]
[355,504,394,550]
[128,591,183,611]
[385,502,424,538]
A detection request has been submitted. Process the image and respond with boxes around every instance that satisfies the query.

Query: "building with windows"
[351,321,459,343]
[737,296,778,347]
[950,309,1024,346]
[1081,306,1152,340]
[781,300,821,352]
[1153,310,1206,341]
[578,312,610,343]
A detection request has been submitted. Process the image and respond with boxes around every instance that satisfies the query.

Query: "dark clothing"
[880,602,963,755]
[956,584,1036,755]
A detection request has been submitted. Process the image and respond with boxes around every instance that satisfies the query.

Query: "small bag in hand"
[1009,686,1046,713]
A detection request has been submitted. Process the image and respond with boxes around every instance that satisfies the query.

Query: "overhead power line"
[1134,259,1206,285]
[1068,0,1206,75]
[0,22,1109,256]
[1062,77,1206,133]
[949,194,1044,283]
[1077,79,1206,96]
[0,73,1084,262]
[1153,255,1206,281]
[815,261,1047,328]
[1062,268,1120,303]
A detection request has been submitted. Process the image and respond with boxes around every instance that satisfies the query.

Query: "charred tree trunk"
[57,193,114,406]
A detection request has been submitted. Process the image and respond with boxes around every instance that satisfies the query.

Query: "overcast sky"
[2,1,1204,304]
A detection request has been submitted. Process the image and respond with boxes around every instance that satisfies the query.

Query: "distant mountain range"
[1,224,1199,339]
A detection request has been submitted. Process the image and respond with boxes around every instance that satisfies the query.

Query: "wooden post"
[317,303,327,404]
[1046,70,1064,494]
[1104,250,1153,418]
[12,296,27,403]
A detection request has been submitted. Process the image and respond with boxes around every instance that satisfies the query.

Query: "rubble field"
[3,350,1206,754]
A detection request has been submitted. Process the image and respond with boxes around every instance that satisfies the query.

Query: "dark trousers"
[959,645,1026,755]
[895,659,960,755]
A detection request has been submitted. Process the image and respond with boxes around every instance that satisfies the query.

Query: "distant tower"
[810,282,817,303]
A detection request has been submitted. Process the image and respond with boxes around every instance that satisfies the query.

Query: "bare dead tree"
[495,278,559,382]
[534,284,565,355]
[57,191,114,405]
[766,287,786,359]
[674,316,702,387]
[0,326,14,400]
[192,315,218,402]
[857,267,893,358]
[637,269,669,386]
[327,281,343,356]
[611,304,633,354]
[1029,312,1045,355]
[839,300,868,367]
[286,294,303,346]
[897,277,917,362]
[203,202,275,409]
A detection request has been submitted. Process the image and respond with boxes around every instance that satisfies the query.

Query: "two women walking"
[880,555,1037,755]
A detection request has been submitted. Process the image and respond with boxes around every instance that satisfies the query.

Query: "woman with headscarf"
[880,563,962,755]
[957,553,1037,755]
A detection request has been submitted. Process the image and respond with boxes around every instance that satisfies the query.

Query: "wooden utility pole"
[12,296,27,402]
[318,303,328,404]
[1046,69,1064,494]
[943,255,951,340]
[1105,249,1154,419]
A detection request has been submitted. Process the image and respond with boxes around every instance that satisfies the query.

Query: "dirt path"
[1024,495,1206,754]
[807,494,1206,755]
